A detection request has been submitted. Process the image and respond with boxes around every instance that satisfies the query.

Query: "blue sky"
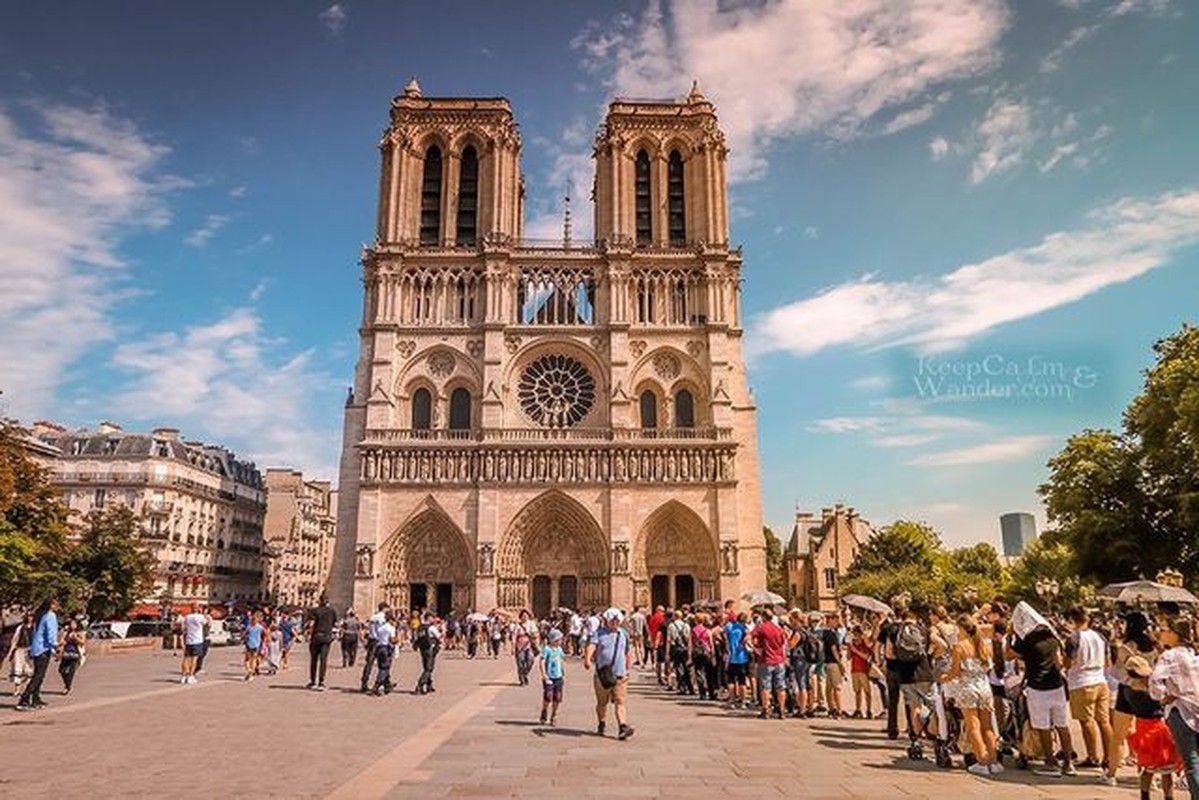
[1,1,1196,548]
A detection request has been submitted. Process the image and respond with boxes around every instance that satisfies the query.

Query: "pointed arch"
[380,501,474,612]
[633,501,718,606]
[496,490,609,613]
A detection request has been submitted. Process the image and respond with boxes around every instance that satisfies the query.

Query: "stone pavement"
[0,645,1142,798]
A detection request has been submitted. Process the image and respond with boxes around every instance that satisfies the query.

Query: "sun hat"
[1125,655,1152,678]
[603,607,625,622]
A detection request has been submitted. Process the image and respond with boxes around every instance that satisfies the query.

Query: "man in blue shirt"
[584,607,634,740]
[724,612,751,708]
[18,598,59,711]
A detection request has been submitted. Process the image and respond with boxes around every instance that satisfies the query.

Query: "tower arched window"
[674,389,695,429]
[456,145,478,246]
[412,388,433,430]
[420,146,442,245]
[639,389,658,430]
[667,150,685,245]
[449,388,472,431]
[635,149,652,244]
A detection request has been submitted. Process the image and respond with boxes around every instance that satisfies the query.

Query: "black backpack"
[414,623,431,652]
[893,621,926,663]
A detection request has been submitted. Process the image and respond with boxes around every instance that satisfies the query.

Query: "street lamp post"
[963,585,979,611]
[1035,577,1060,614]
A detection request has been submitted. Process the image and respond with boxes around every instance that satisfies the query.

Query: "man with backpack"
[878,598,932,739]
[414,612,442,695]
[360,601,389,693]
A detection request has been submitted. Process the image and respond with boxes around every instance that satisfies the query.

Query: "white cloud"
[249,279,269,302]
[929,136,951,161]
[880,103,938,135]
[110,308,339,475]
[574,0,1008,180]
[908,435,1055,467]
[1038,141,1079,173]
[235,232,273,255]
[229,185,247,198]
[970,97,1035,184]
[1112,0,1173,16]
[184,213,230,248]
[750,189,1199,357]
[849,375,891,392]
[1040,25,1098,73]
[803,226,819,239]
[873,433,941,448]
[0,101,178,420]
[318,4,347,35]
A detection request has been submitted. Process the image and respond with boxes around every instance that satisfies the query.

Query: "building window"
[449,388,472,430]
[823,567,837,590]
[412,388,433,430]
[419,145,442,245]
[667,150,685,245]
[635,149,651,244]
[456,145,478,246]
[674,389,695,428]
[94,488,107,508]
[639,390,658,430]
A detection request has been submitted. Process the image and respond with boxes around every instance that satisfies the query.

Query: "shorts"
[899,681,932,709]
[543,677,564,703]
[757,663,786,692]
[1026,686,1070,730]
[655,644,666,663]
[185,643,204,657]
[1069,683,1111,725]
[791,661,811,691]
[851,672,869,693]
[593,675,629,707]
[826,662,843,687]
[727,662,749,685]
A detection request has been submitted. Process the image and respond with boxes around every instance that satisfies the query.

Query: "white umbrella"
[741,590,786,607]
[841,594,891,615]
[1099,580,1199,605]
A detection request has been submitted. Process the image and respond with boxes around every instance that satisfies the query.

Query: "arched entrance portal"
[634,501,718,609]
[497,490,609,617]
[380,505,474,615]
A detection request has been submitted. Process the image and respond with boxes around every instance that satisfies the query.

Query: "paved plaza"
[2,646,1138,798]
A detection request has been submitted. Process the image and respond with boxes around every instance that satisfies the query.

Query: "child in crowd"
[538,629,566,725]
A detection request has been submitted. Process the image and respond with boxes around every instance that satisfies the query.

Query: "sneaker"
[550,715,557,727]
[306,683,316,690]
[539,710,548,724]
[1077,759,1102,769]
[317,684,327,691]
[967,764,991,777]
[31,700,46,708]
[989,762,1005,775]
[1061,761,1078,777]
[181,676,189,684]
[758,710,768,720]
[1099,774,1117,786]
[597,721,606,736]
[618,724,635,740]
[15,703,31,712]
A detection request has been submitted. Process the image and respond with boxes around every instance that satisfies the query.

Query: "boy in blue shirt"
[538,629,566,725]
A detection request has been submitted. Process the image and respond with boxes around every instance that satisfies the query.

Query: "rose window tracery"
[518,354,596,427]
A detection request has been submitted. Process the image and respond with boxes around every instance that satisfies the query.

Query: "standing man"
[340,609,361,668]
[647,605,667,684]
[822,611,845,717]
[627,606,648,667]
[17,598,58,711]
[666,610,693,695]
[1063,606,1112,768]
[360,601,389,693]
[279,613,296,671]
[304,595,337,691]
[750,607,787,719]
[414,612,442,695]
[180,604,209,684]
[584,607,634,740]
[1007,601,1077,776]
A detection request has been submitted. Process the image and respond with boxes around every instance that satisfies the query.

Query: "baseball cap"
[548,629,564,642]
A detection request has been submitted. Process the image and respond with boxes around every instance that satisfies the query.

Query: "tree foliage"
[763,526,788,598]
[1040,324,1199,584]
[847,520,942,577]
[64,507,156,620]
[0,422,71,609]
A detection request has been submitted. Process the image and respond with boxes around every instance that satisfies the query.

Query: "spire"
[687,79,706,103]
[402,77,422,98]
[562,188,572,247]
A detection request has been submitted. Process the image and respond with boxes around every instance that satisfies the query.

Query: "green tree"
[0,422,71,609]
[1039,325,1199,584]
[847,520,941,577]
[763,526,788,599]
[1004,533,1086,608]
[62,506,156,620]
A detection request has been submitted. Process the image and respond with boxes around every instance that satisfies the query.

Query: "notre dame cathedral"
[328,79,765,617]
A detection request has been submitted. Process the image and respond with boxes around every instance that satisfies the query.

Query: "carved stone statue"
[356,545,375,577]
[478,543,495,576]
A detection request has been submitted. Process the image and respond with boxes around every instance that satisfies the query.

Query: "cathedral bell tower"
[329,81,765,617]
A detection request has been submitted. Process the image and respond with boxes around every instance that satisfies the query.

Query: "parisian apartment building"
[784,504,872,612]
[32,421,269,606]
[263,469,338,607]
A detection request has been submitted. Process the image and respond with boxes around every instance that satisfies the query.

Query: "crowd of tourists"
[4,598,86,710]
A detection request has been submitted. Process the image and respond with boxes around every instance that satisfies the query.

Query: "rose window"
[518,354,596,427]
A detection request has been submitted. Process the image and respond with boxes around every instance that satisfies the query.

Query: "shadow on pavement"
[531,726,590,738]
[494,719,539,727]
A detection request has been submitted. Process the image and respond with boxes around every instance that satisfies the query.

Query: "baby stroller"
[906,684,958,768]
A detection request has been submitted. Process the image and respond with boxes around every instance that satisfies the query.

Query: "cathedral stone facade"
[328,80,765,618]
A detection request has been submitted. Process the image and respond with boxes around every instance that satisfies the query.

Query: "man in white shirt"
[180,605,209,684]
[1063,607,1112,767]
[360,601,390,693]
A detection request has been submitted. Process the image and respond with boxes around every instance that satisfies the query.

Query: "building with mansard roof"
[329,81,765,617]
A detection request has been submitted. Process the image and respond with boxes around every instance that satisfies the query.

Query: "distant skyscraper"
[1000,512,1038,556]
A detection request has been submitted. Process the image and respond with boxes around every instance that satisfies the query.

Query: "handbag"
[868,663,885,682]
[597,630,623,689]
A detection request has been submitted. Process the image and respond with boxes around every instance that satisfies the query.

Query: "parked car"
[86,623,122,640]
[207,619,234,646]
[123,620,173,639]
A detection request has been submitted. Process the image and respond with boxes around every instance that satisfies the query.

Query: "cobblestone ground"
[1,646,1144,798]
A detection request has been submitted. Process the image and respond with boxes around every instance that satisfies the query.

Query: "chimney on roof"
[98,421,122,434]
[821,507,835,522]
[153,427,180,441]
[31,420,65,436]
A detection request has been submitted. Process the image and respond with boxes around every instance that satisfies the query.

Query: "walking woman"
[243,611,265,681]
[57,619,86,695]
[6,612,34,696]
[1149,617,1199,800]
[944,614,1001,776]
[1108,612,1161,785]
